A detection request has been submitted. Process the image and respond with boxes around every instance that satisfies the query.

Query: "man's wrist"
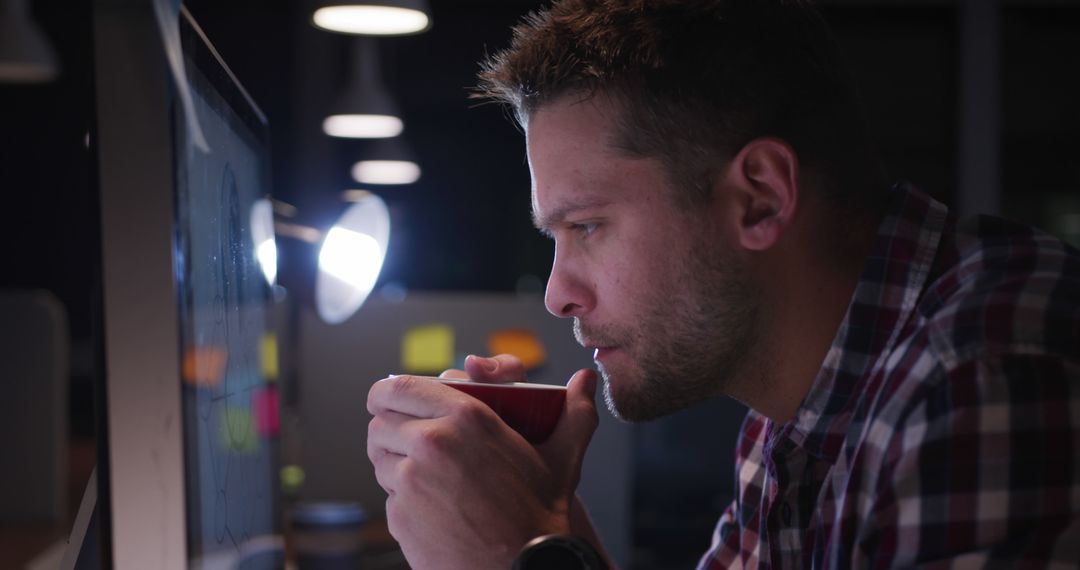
[511,534,608,570]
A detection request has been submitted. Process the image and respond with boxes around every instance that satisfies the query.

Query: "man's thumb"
[541,368,600,461]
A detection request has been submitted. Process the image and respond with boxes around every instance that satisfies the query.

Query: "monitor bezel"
[93,2,272,568]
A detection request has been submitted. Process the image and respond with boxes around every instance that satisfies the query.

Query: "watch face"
[527,542,588,569]
[515,535,605,570]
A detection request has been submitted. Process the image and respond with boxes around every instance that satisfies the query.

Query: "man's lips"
[579,332,620,361]
[588,345,619,361]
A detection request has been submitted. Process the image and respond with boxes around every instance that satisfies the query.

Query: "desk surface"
[0,438,95,568]
[0,522,67,568]
[0,439,408,569]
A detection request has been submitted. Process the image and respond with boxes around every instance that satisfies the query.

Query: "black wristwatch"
[512,534,608,570]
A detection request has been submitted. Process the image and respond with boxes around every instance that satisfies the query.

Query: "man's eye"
[571,222,598,237]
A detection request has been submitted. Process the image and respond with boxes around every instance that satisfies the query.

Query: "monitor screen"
[176,10,279,568]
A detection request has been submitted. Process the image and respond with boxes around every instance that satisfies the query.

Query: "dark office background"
[1,1,1078,568]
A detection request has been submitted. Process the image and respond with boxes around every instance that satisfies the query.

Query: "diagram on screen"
[177,86,277,565]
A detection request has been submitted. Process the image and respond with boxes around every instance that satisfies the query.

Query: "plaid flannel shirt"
[699,184,1080,569]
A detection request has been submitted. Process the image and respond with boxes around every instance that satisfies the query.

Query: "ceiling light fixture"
[323,114,402,139]
[322,38,403,139]
[351,137,421,185]
[352,160,420,185]
[312,1,431,36]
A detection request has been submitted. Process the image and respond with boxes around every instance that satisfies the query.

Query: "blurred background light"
[250,198,278,285]
[318,227,382,290]
[351,159,420,185]
[322,114,403,138]
[312,2,431,36]
[257,239,278,285]
[341,189,374,203]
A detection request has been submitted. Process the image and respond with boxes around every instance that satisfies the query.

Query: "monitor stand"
[61,468,101,570]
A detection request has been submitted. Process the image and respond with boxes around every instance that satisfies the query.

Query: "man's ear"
[718,137,800,251]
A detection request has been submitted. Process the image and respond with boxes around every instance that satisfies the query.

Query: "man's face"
[527,96,761,422]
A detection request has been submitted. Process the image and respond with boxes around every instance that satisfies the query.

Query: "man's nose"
[544,252,594,318]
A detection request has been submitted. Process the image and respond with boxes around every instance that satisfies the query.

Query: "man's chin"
[597,366,631,422]
[600,365,711,423]
[599,368,660,424]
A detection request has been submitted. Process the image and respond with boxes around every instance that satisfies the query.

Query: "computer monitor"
[91,2,279,568]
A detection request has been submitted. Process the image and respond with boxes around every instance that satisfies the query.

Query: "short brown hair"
[476,0,886,212]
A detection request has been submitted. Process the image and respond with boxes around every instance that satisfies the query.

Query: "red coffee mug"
[437,379,566,444]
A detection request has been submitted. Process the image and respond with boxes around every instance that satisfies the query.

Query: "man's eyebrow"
[532,196,611,236]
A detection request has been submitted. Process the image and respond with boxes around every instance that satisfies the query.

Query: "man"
[366,0,1080,568]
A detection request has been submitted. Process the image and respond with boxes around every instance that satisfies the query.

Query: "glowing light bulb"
[250,199,278,285]
[352,160,421,185]
[318,227,384,294]
[313,6,430,36]
[323,114,403,138]
[256,239,278,285]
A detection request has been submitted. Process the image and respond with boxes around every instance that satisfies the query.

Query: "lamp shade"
[0,0,59,83]
[315,192,391,324]
[323,38,403,139]
[274,194,391,325]
[312,0,432,36]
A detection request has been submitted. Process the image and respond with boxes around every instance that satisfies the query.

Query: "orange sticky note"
[487,328,547,370]
[181,345,228,388]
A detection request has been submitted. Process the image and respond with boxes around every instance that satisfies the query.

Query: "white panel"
[94,4,187,568]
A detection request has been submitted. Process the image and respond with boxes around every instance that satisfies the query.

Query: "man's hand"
[366,362,600,569]
[439,353,529,383]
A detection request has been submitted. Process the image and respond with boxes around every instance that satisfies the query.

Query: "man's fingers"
[368,410,414,458]
[439,354,527,383]
[538,369,599,470]
[372,449,406,493]
[463,354,527,383]
[438,368,470,379]
[367,374,470,418]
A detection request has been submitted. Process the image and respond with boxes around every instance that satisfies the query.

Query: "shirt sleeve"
[859,353,1080,568]
[698,500,744,570]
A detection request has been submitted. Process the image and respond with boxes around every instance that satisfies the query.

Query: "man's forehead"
[526,106,635,198]
[526,94,664,231]
[526,93,626,147]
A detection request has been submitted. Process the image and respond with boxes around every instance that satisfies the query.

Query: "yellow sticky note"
[261,333,279,382]
[402,323,454,373]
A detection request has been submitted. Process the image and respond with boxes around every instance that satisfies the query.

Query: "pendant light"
[323,38,403,139]
[351,136,420,185]
[312,0,432,36]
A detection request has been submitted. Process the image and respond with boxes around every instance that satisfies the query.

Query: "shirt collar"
[773,182,950,462]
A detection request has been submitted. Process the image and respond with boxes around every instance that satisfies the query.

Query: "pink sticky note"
[252,386,280,438]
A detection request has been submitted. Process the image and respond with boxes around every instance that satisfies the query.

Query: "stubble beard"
[575,242,760,423]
